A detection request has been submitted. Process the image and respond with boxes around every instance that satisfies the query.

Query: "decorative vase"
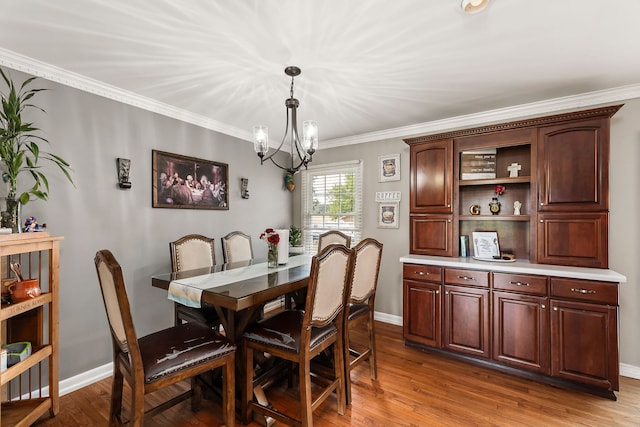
[267,243,278,268]
[2,198,21,233]
[489,197,501,215]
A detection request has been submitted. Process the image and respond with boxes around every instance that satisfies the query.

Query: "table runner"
[168,254,312,308]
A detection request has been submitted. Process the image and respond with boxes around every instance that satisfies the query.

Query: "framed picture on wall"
[377,202,399,228]
[152,150,229,210]
[378,153,400,182]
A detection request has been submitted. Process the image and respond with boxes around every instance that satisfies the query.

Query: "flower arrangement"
[260,228,280,267]
[494,185,506,196]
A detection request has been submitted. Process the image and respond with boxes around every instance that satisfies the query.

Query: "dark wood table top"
[151,255,312,312]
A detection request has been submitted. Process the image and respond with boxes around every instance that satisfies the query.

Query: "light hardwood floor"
[34,322,640,426]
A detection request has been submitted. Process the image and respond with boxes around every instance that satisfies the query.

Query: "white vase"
[275,229,289,264]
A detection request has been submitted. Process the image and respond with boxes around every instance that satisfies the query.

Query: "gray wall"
[298,99,640,370]
[2,69,293,380]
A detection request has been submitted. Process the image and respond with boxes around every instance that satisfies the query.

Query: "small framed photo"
[377,202,399,228]
[472,231,500,259]
[378,154,400,182]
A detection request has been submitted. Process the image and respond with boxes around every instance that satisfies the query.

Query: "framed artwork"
[378,154,400,182]
[472,231,500,259]
[152,150,229,210]
[377,202,399,228]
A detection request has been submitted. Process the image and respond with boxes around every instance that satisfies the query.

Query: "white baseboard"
[53,314,639,397]
[620,363,640,380]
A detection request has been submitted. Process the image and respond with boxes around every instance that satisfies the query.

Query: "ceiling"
[1,0,640,149]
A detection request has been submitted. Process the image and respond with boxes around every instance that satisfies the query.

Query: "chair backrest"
[94,250,141,359]
[305,244,354,328]
[170,234,216,272]
[349,238,383,304]
[317,230,351,253]
[221,231,254,264]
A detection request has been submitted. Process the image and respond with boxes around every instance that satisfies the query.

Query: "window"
[301,160,363,253]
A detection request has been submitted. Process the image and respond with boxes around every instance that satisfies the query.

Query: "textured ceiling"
[1,0,640,148]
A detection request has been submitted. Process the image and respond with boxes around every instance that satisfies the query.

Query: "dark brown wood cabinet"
[443,284,490,358]
[550,298,618,390]
[402,264,442,347]
[410,139,453,213]
[409,214,453,256]
[537,118,609,212]
[402,105,623,399]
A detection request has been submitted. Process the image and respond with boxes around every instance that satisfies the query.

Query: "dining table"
[151,253,313,344]
[151,253,313,425]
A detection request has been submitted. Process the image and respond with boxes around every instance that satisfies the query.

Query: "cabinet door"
[410,139,453,213]
[550,299,619,390]
[493,291,549,374]
[410,214,453,256]
[443,284,490,358]
[537,118,609,212]
[403,279,441,347]
[537,212,608,268]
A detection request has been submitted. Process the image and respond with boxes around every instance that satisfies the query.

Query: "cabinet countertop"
[399,254,626,283]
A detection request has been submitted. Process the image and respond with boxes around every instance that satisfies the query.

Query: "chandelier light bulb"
[253,125,269,155]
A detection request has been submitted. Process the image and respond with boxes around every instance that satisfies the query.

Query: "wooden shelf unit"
[0,233,62,426]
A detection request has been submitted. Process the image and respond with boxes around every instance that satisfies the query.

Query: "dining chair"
[94,249,236,427]
[170,234,220,328]
[343,238,383,405]
[317,230,351,253]
[221,231,254,264]
[242,244,354,427]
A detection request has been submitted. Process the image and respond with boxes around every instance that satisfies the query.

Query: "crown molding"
[322,83,640,149]
[3,47,640,150]
[0,48,253,142]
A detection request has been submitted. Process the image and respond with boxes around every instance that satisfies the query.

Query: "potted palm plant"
[0,69,73,232]
[289,225,304,254]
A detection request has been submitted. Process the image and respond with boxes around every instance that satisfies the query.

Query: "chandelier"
[253,66,318,175]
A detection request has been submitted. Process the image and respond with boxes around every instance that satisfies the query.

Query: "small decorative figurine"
[514,200,522,216]
[241,178,250,199]
[284,174,295,192]
[23,216,46,232]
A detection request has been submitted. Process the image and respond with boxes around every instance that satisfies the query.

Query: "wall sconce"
[117,158,132,189]
[241,178,249,199]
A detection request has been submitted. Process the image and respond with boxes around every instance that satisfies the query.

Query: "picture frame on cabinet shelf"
[377,202,399,228]
[472,231,500,258]
[378,154,400,182]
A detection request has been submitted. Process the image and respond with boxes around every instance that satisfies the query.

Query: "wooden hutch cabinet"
[401,105,624,399]
[1,233,61,426]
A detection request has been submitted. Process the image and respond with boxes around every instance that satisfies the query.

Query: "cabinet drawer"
[403,264,442,283]
[493,272,548,296]
[445,268,488,287]
[550,278,618,305]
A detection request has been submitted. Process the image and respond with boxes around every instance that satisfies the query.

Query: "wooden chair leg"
[334,337,346,415]
[130,380,145,427]
[344,324,353,405]
[224,355,235,427]
[191,376,202,412]
[110,365,124,427]
[368,313,377,380]
[242,345,254,425]
[299,358,313,427]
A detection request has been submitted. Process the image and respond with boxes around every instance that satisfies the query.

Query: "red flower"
[494,185,506,196]
[260,228,280,245]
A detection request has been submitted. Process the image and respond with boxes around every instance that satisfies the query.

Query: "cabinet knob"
[447,204,451,208]
[458,275,474,281]
[416,271,426,276]
[540,202,544,206]
[539,219,544,223]
[445,291,449,295]
[553,307,558,311]
[448,219,452,223]
[541,304,546,309]
[435,290,440,295]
